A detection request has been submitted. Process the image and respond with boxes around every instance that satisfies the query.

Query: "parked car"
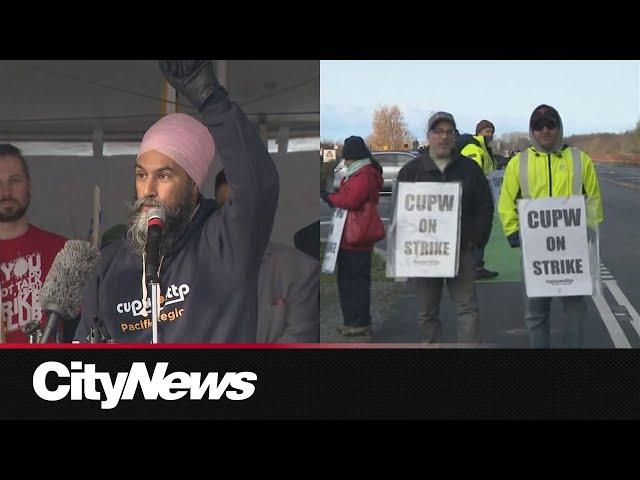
[329,151,420,193]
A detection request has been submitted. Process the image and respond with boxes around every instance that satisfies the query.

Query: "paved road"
[320,162,640,347]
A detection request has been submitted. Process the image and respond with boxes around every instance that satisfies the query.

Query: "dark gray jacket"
[74,95,279,343]
[397,148,493,249]
[257,242,320,343]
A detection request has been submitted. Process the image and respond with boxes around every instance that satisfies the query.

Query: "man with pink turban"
[75,60,279,343]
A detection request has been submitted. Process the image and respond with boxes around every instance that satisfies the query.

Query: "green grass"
[479,214,522,283]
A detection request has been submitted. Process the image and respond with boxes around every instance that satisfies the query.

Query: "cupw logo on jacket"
[116,283,191,334]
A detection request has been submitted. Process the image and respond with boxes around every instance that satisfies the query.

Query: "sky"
[321,60,640,143]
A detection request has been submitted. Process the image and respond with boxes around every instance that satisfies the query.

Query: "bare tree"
[367,105,415,151]
[499,132,530,152]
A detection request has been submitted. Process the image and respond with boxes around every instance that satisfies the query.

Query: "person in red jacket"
[321,136,383,336]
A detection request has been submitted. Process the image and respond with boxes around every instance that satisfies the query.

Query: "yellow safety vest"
[460,135,495,175]
[498,146,604,235]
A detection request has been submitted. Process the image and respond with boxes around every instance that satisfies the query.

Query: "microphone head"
[147,207,166,228]
[39,240,102,319]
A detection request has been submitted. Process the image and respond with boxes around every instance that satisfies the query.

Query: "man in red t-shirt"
[0,144,67,343]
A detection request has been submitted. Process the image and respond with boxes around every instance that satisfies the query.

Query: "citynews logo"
[32,362,257,410]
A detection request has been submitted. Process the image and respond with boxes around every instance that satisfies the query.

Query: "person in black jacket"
[74,61,279,343]
[397,112,493,343]
[293,221,320,261]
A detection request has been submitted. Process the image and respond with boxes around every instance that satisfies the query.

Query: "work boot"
[475,267,499,280]
[336,325,372,336]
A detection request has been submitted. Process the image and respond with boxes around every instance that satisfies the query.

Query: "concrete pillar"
[276,126,290,154]
[92,127,104,159]
[258,115,269,147]
[162,79,177,114]
[215,60,229,90]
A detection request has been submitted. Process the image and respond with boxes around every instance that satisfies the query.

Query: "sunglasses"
[533,119,558,131]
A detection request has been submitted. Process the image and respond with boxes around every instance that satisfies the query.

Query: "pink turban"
[138,113,215,189]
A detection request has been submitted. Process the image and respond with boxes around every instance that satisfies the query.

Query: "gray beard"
[126,192,197,257]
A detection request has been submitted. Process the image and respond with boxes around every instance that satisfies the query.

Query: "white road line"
[321,226,638,347]
[604,280,640,339]
[592,259,640,347]
[592,291,632,348]
[601,178,640,190]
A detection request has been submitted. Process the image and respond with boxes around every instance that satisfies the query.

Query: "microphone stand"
[145,209,164,344]
[24,320,43,344]
[145,263,161,344]
[40,304,68,344]
[149,281,161,344]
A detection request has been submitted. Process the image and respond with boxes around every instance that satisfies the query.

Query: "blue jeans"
[524,296,587,348]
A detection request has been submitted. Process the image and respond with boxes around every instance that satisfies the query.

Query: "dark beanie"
[342,136,371,160]
[475,119,495,135]
[530,104,561,130]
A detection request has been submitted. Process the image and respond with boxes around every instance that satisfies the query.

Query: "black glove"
[320,190,333,208]
[507,231,520,248]
[159,60,226,111]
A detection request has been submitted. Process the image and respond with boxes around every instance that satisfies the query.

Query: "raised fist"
[159,60,220,110]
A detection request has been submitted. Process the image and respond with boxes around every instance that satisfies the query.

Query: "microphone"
[39,240,101,343]
[145,207,166,284]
